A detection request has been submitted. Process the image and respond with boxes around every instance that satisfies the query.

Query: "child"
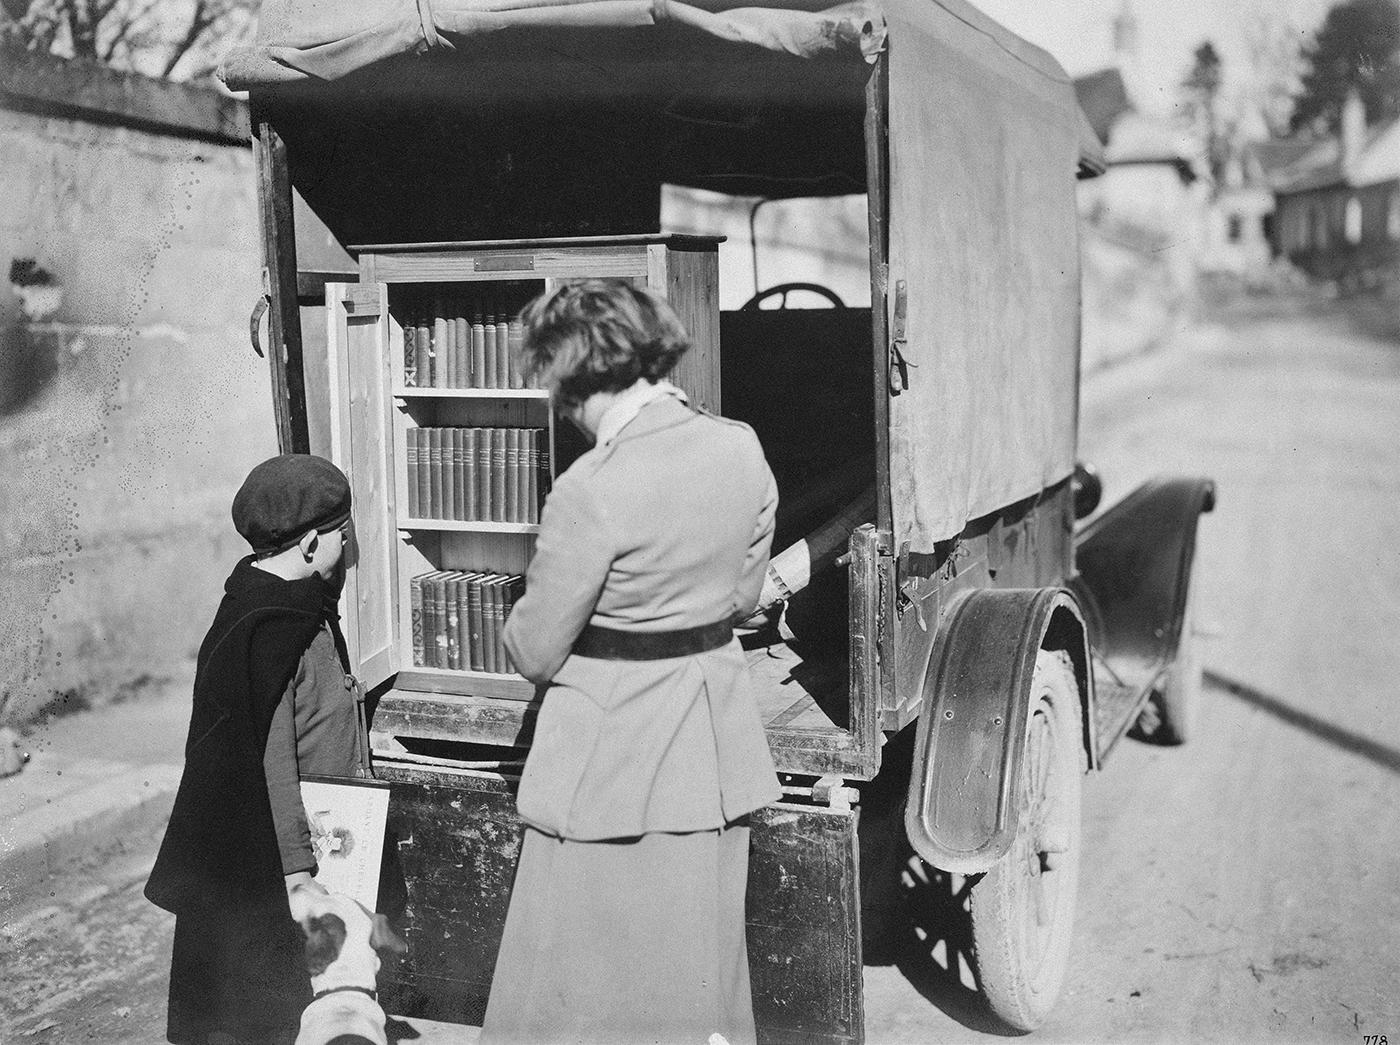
[146,453,369,1045]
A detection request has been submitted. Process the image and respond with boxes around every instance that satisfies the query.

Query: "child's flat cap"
[233,454,352,554]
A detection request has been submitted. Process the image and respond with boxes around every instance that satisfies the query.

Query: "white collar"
[595,379,688,446]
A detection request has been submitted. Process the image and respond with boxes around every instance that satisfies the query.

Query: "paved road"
[4,295,1398,1043]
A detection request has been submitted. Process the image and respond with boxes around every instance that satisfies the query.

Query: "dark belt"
[571,618,734,660]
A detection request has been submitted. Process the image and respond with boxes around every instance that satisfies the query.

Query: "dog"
[288,885,407,1045]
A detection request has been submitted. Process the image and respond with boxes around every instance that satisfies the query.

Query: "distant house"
[1271,93,1400,292]
[1200,139,1312,277]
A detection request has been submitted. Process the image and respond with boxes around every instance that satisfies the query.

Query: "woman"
[481,280,781,1045]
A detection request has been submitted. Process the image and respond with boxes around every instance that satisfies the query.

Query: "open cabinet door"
[325,281,400,690]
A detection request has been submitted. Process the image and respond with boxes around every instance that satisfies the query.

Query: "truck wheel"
[970,650,1083,1032]
[1134,562,1201,745]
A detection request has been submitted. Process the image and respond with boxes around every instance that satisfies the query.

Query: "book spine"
[406,428,420,518]
[416,428,432,521]
[463,427,479,521]
[455,574,475,673]
[501,576,523,673]
[410,573,425,666]
[441,427,456,522]
[471,309,487,390]
[454,304,469,389]
[456,425,467,518]
[432,300,449,388]
[428,427,443,519]
[431,574,449,669]
[495,574,512,672]
[420,571,439,667]
[493,312,509,390]
[416,313,433,388]
[467,575,485,671]
[505,427,520,525]
[506,312,521,389]
[537,428,552,510]
[474,427,491,522]
[445,575,462,670]
[489,428,507,523]
[404,319,418,387]
[508,317,527,388]
[417,317,434,388]
[479,575,497,674]
[526,428,539,524]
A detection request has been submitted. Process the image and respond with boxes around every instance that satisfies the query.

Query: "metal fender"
[904,587,1092,875]
[1069,476,1216,753]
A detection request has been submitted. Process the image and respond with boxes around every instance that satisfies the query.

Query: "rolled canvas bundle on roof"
[221,0,885,88]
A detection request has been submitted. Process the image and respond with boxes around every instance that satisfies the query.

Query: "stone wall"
[0,52,277,724]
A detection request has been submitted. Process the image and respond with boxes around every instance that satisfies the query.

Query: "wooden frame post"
[253,109,310,453]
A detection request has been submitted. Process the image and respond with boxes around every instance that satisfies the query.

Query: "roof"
[1271,118,1400,195]
[1073,67,1131,146]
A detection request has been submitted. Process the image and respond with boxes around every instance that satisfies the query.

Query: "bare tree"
[1240,7,1307,137]
[1,0,256,81]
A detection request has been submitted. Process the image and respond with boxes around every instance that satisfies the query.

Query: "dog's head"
[289,885,407,984]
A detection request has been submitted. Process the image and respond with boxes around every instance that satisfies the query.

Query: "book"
[454,572,480,672]
[536,428,551,516]
[506,314,521,389]
[505,427,520,525]
[471,310,487,389]
[444,573,462,670]
[508,318,527,388]
[466,574,486,671]
[500,575,523,673]
[427,428,443,519]
[432,305,449,389]
[452,428,466,521]
[489,428,507,523]
[441,428,456,522]
[524,428,537,524]
[404,321,418,387]
[410,573,425,666]
[473,427,490,521]
[454,306,470,388]
[415,313,433,388]
[497,310,511,389]
[417,317,433,388]
[462,427,479,521]
[416,428,432,521]
[406,428,420,518]
[481,575,501,674]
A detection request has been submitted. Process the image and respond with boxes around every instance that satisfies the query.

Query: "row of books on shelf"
[411,570,524,674]
[406,427,549,524]
[403,308,538,390]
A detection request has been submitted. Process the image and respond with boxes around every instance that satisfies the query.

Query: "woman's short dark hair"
[515,280,690,407]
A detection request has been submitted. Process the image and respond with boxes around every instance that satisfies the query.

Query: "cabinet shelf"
[399,518,540,535]
[394,387,549,400]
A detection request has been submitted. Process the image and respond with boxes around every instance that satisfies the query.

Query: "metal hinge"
[888,279,915,395]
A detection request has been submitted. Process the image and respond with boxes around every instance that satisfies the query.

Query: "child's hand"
[284,869,328,899]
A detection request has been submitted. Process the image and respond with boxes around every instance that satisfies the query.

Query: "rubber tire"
[970,650,1084,1033]
[1136,561,1202,746]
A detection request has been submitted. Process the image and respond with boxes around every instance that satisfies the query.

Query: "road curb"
[0,762,181,900]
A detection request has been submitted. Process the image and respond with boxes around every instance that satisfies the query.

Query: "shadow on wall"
[0,321,60,417]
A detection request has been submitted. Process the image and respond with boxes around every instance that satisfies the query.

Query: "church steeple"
[1112,0,1141,101]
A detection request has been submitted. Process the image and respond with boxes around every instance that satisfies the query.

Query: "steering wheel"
[739,282,847,311]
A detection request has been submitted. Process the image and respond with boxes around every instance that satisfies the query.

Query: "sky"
[972,0,1333,117]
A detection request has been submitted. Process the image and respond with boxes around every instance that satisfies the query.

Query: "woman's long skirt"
[481,820,756,1045]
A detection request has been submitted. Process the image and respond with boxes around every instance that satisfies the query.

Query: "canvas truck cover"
[225,0,1089,557]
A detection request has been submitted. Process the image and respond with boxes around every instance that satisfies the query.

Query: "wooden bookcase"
[320,235,721,721]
